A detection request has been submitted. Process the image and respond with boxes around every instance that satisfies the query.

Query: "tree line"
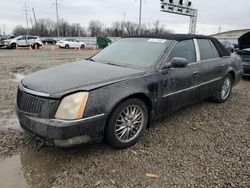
[13,19,173,37]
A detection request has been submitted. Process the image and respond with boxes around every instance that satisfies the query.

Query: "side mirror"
[170,57,188,68]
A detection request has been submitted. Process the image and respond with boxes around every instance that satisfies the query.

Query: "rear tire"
[80,44,85,49]
[32,43,40,49]
[65,44,69,49]
[104,98,148,149]
[211,74,233,103]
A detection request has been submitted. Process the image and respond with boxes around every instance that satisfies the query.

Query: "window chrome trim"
[51,113,105,123]
[163,77,222,98]
[19,83,50,97]
[193,39,201,62]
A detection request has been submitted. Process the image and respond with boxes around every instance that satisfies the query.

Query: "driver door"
[157,39,202,116]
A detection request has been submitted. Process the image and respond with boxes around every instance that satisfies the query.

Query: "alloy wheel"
[115,105,145,143]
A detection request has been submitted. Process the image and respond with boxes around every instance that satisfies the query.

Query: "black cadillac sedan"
[16,34,243,149]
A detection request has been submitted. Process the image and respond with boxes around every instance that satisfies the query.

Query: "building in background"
[210,28,250,44]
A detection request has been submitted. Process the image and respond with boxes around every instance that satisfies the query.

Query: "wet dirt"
[0,47,249,187]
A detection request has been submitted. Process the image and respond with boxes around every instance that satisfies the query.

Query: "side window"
[17,36,26,40]
[28,36,35,40]
[197,39,216,61]
[210,41,220,58]
[167,40,196,64]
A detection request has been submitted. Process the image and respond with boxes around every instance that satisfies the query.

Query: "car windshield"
[92,38,171,68]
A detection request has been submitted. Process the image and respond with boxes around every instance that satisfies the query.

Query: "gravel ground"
[0,47,249,188]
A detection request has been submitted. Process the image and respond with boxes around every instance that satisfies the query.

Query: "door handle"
[193,71,199,78]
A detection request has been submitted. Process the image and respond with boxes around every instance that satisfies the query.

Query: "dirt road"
[0,47,249,188]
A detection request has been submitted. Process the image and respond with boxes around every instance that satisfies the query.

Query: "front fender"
[83,74,158,119]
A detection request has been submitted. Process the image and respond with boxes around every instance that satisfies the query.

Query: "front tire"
[65,44,69,49]
[80,44,85,49]
[11,43,17,49]
[105,98,148,149]
[211,74,233,103]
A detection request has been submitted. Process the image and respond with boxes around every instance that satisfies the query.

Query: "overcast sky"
[0,0,250,35]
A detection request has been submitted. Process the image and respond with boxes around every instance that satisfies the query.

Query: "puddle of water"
[0,150,63,188]
[11,73,26,82]
[0,154,28,188]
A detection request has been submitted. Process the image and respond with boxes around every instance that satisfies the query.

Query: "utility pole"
[138,0,142,34]
[32,8,37,25]
[24,3,29,33]
[123,12,126,23]
[54,0,60,37]
[22,3,30,35]
[2,24,6,36]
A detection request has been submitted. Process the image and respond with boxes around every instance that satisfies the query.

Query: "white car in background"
[4,35,43,49]
[56,39,86,49]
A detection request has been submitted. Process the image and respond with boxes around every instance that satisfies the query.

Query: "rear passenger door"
[196,39,226,99]
[27,36,36,46]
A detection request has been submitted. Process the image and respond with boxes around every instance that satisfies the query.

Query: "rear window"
[197,39,216,61]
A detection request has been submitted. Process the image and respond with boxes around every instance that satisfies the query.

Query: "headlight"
[55,92,89,120]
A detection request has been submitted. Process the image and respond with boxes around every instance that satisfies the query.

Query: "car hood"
[4,39,12,43]
[21,60,145,98]
[238,32,250,50]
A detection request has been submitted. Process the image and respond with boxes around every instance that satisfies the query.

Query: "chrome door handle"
[193,71,199,78]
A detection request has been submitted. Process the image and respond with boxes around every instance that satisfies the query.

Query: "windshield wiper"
[106,62,127,68]
[88,58,96,62]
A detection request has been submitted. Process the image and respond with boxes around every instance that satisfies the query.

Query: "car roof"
[125,33,230,57]
[126,34,214,41]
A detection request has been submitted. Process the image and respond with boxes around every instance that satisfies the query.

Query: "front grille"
[241,55,250,62]
[17,87,47,114]
[243,65,250,74]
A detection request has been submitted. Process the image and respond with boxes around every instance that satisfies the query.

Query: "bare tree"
[12,18,173,37]
[88,20,103,37]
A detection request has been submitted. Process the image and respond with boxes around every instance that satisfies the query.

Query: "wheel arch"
[227,70,235,83]
[105,92,154,132]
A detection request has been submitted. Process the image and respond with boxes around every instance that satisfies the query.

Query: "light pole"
[139,0,142,34]
[54,0,60,37]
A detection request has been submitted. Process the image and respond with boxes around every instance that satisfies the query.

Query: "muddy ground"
[0,46,249,188]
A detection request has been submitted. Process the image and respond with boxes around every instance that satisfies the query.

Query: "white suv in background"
[4,35,43,49]
[56,39,86,49]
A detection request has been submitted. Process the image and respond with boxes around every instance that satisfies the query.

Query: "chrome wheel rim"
[115,105,145,143]
[221,77,231,100]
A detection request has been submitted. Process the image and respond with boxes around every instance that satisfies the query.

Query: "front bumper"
[17,108,107,148]
[243,63,250,76]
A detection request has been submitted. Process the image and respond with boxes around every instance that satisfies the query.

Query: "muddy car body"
[16,34,243,149]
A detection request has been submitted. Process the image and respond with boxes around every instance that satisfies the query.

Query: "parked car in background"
[0,38,4,47]
[220,40,235,53]
[238,32,250,76]
[3,35,43,49]
[16,34,243,149]
[42,38,57,45]
[56,39,86,49]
